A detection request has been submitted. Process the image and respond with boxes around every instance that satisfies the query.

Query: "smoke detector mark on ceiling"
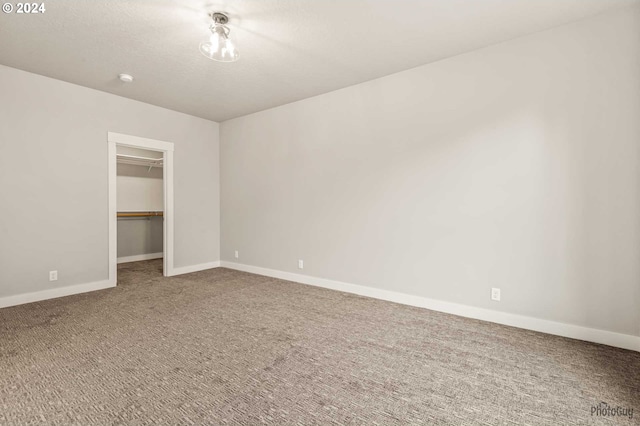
[118,73,134,83]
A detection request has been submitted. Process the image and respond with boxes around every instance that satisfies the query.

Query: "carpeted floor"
[1,260,639,425]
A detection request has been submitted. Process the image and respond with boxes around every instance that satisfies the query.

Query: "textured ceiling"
[0,0,637,122]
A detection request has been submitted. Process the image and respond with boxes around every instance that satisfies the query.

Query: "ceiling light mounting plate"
[210,12,229,25]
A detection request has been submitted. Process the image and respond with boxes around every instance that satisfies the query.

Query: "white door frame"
[108,132,175,284]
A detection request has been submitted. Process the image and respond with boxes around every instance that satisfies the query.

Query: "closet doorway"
[107,132,175,284]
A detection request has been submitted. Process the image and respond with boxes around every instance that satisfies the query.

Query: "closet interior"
[116,146,164,266]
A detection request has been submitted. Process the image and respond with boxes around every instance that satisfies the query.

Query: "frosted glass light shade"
[199,25,239,62]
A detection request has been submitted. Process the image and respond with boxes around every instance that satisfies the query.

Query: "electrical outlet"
[298,259,304,269]
[49,271,58,282]
[234,250,239,259]
[491,287,501,301]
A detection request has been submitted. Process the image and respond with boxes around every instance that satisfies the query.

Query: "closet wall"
[117,146,164,262]
[0,64,219,301]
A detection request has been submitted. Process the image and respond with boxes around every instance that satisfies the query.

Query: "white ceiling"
[0,0,636,122]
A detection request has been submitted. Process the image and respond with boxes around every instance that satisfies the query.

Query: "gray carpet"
[1,260,638,425]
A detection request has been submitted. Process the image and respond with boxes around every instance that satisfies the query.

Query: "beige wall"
[0,65,220,297]
[117,217,163,259]
[221,6,640,337]
[116,164,163,213]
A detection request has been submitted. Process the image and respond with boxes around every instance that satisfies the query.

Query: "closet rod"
[116,154,163,171]
[117,212,164,218]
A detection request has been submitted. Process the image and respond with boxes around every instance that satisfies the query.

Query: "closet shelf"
[117,211,164,218]
[117,154,163,169]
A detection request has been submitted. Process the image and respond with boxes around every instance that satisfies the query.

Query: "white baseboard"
[220,261,640,352]
[117,252,163,264]
[169,261,220,276]
[0,280,115,310]
[0,260,221,309]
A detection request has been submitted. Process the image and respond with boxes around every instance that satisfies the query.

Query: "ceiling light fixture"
[199,12,239,62]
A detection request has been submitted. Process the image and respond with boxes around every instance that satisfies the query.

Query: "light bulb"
[199,24,239,62]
